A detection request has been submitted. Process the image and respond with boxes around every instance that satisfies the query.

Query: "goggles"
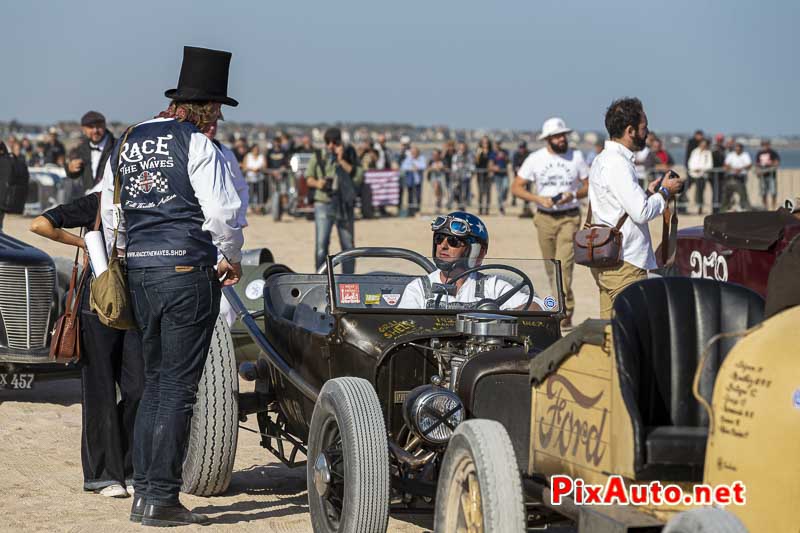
[433,233,467,248]
[431,215,471,236]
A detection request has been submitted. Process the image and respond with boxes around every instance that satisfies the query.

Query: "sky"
[1,0,798,135]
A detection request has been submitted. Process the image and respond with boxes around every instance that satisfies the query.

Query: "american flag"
[364,170,400,206]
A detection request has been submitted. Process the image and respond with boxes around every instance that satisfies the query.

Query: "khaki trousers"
[590,261,648,319]
[534,210,581,318]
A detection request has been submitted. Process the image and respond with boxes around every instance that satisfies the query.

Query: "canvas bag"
[89,127,137,330]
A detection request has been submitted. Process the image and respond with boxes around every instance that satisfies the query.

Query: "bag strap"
[110,126,135,256]
[660,197,679,267]
[583,200,629,230]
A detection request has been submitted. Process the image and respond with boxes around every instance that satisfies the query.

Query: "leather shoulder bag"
[573,202,628,268]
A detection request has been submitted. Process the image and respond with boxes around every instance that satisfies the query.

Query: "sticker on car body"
[382,293,401,306]
[543,296,557,309]
[364,293,381,305]
[339,283,361,304]
[245,279,266,300]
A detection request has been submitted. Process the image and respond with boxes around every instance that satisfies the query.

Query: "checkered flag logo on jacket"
[125,170,170,198]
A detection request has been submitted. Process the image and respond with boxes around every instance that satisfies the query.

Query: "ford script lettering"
[538,374,607,466]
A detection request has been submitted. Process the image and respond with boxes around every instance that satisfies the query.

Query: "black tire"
[307,377,390,533]
[663,508,748,533]
[181,316,239,496]
[434,419,524,533]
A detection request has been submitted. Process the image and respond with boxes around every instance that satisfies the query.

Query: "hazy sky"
[2,0,798,135]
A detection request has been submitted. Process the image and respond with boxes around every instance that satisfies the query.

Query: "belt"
[538,208,580,218]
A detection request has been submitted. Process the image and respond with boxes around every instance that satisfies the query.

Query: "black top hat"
[165,46,238,107]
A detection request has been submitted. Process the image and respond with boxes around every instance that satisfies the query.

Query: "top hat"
[165,46,238,107]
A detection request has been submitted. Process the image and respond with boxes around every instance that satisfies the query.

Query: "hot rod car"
[434,277,799,532]
[180,247,567,532]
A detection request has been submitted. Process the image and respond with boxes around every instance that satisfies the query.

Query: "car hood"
[0,233,53,266]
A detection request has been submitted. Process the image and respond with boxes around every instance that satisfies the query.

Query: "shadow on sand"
[193,463,433,530]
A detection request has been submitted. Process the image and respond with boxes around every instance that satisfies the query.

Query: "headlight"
[402,385,465,445]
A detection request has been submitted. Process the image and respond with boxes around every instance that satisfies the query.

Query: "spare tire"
[182,316,239,496]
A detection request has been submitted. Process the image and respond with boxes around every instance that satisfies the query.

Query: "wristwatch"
[658,186,670,201]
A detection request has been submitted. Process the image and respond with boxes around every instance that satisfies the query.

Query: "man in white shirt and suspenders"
[511,117,588,330]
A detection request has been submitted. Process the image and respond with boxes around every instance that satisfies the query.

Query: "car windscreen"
[330,256,564,315]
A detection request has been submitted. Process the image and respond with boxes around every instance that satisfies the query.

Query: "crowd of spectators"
[0,121,788,222]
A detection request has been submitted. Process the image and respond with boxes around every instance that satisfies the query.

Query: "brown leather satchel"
[573,202,628,268]
[49,244,90,364]
[49,202,101,364]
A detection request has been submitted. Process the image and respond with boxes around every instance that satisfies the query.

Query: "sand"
[0,201,705,533]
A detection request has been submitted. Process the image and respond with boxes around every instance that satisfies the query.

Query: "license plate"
[0,373,35,390]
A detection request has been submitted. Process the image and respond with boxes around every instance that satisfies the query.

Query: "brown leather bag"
[573,202,628,268]
[49,245,90,364]
[49,203,101,364]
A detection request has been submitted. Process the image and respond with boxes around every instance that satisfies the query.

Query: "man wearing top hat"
[511,117,589,330]
[99,46,244,526]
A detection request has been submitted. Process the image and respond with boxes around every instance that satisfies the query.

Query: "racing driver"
[398,211,542,310]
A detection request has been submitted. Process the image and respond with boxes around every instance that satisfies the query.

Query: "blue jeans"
[493,174,509,209]
[315,201,355,273]
[128,266,221,505]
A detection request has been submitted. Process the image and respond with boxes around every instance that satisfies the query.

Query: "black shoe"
[130,495,146,523]
[141,503,210,527]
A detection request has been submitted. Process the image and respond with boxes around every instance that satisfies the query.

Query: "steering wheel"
[435,264,535,310]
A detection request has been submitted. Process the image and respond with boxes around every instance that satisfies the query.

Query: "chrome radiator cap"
[455,312,518,338]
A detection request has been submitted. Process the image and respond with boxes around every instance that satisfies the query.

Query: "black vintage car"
[183,247,566,532]
[0,232,66,377]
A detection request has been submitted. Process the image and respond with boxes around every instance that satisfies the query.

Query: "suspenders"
[424,274,485,309]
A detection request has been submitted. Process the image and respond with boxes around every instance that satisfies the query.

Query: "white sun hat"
[538,117,573,140]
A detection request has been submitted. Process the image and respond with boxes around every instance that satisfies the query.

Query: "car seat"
[612,278,764,481]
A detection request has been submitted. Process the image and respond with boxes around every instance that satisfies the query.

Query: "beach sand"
[0,203,705,533]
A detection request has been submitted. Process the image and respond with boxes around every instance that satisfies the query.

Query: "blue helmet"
[431,211,489,271]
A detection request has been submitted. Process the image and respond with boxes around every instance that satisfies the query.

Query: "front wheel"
[434,419,525,533]
[181,316,239,496]
[307,377,390,533]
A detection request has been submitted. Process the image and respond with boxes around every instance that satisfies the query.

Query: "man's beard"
[632,131,647,151]
[548,139,568,154]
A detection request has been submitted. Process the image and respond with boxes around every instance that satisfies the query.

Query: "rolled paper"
[85,230,109,276]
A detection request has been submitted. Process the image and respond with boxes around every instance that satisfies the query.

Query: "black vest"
[111,119,217,268]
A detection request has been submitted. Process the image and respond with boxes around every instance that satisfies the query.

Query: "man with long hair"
[99,46,243,526]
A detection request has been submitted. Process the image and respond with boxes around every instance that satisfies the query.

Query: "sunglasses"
[434,233,467,248]
[431,215,470,236]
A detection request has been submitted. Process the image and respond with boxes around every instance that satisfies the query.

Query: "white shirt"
[216,141,249,228]
[588,141,666,270]
[99,117,244,263]
[687,147,713,178]
[724,151,752,175]
[89,133,110,180]
[633,147,650,181]
[398,270,536,310]
[243,152,265,174]
[517,147,588,212]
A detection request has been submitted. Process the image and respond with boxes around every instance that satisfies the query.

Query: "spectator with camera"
[587,98,683,318]
[65,111,115,201]
[306,127,363,273]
